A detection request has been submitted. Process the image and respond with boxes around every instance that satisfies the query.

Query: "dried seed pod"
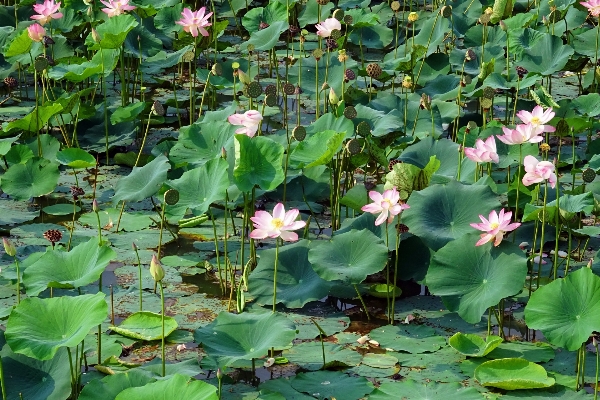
[43,229,63,244]
[4,76,18,89]
[343,106,357,119]
[316,0,329,5]
[70,186,85,200]
[515,66,528,79]
[152,100,165,116]
[356,121,371,137]
[465,49,477,62]
[283,82,295,96]
[246,81,263,98]
[292,125,307,141]
[326,38,338,50]
[366,63,382,79]
[344,69,356,81]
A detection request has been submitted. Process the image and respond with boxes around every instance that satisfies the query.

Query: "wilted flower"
[581,0,600,16]
[227,110,263,137]
[100,0,136,17]
[249,203,306,242]
[356,335,369,345]
[516,106,555,134]
[464,136,499,163]
[496,123,543,145]
[263,357,275,367]
[470,209,521,247]
[28,23,46,42]
[315,18,341,38]
[361,187,410,226]
[31,0,63,25]
[175,7,213,37]
[150,254,165,282]
[176,344,187,352]
[522,155,557,188]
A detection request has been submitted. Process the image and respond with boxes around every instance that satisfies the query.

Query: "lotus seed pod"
[326,37,338,50]
[265,94,277,107]
[539,143,551,153]
[388,159,401,171]
[583,168,596,183]
[333,9,345,20]
[343,106,357,119]
[34,56,48,72]
[43,229,62,244]
[264,84,277,96]
[247,44,255,53]
[232,61,240,70]
[479,13,491,24]
[344,69,356,81]
[343,14,353,24]
[292,126,307,141]
[408,12,419,22]
[316,0,329,5]
[465,49,476,62]
[467,121,478,132]
[182,50,195,62]
[391,1,401,11]
[330,29,342,40]
[312,49,324,60]
[70,186,85,200]
[4,76,18,89]
[211,63,223,76]
[356,121,371,137]
[440,5,452,17]
[152,100,165,116]
[247,81,263,98]
[283,82,295,95]
[164,189,180,205]
[555,119,569,136]
[481,98,493,110]
[366,63,382,79]
[150,254,165,282]
[3,238,16,257]
[482,86,495,100]
[346,138,361,154]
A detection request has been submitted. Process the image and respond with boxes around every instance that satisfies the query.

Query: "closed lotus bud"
[221,147,227,159]
[132,242,138,251]
[237,69,251,85]
[499,20,507,31]
[3,238,16,257]
[329,88,339,105]
[92,199,99,212]
[217,368,223,379]
[587,258,594,269]
[150,254,165,282]
[91,28,101,43]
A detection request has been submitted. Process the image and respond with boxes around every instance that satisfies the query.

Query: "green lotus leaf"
[242,1,287,33]
[169,121,235,167]
[114,374,218,400]
[42,204,81,215]
[0,135,20,156]
[291,371,373,400]
[426,234,527,323]
[486,341,555,363]
[448,333,503,357]
[194,311,296,367]
[369,324,446,354]
[110,311,178,341]
[249,240,331,308]
[110,102,146,125]
[290,130,345,169]
[518,32,574,76]
[26,134,61,162]
[55,148,96,168]
[572,93,600,117]
[361,353,399,369]
[23,237,115,296]
[369,380,484,400]
[0,343,71,400]
[167,158,229,216]
[5,292,107,360]
[47,49,119,82]
[308,229,388,284]
[500,388,593,399]
[112,154,170,205]
[349,25,393,49]
[474,358,555,390]
[403,181,500,251]
[259,378,315,400]
[79,209,154,232]
[233,134,284,192]
[525,267,600,351]
[89,14,139,49]
[240,20,289,51]
[285,341,362,371]
[0,158,60,201]
[4,29,32,57]
[4,101,61,135]
[79,369,155,400]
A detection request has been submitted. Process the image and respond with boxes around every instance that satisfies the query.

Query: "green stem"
[354,284,370,321]
[272,239,279,313]
[14,257,20,304]
[160,281,166,377]
[134,245,143,312]
[391,224,401,325]
[0,357,6,400]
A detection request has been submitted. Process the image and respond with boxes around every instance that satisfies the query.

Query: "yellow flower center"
[382,199,392,208]
[530,116,540,125]
[271,218,284,229]
[490,222,499,230]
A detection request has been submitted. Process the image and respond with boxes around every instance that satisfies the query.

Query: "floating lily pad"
[110,311,178,341]
[474,358,555,390]
[291,371,374,400]
[284,341,362,371]
[486,341,555,363]
[79,209,154,232]
[369,380,484,400]
[79,369,155,400]
[448,333,503,357]
[43,203,81,215]
[369,324,446,354]
[259,378,315,400]
[114,374,218,400]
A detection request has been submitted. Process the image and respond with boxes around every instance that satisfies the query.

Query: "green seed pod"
[264,84,277,96]
[481,98,493,109]
[330,29,342,40]
[265,94,277,107]
[482,86,495,100]
[312,49,324,60]
[333,8,345,20]
[182,51,195,62]
[292,126,307,141]
[343,14,353,24]
[440,5,452,17]
[164,189,180,205]
[356,121,371,137]
[34,56,48,72]
[247,81,263,98]
[343,106,357,119]
[152,100,165,116]
[211,63,223,76]
[346,138,362,154]
[583,168,596,183]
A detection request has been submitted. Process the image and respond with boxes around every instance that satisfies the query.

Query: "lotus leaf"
[110,311,178,341]
[291,371,373,400]
[369,324,446,353]
[112,154,170,205]
[233,134,284,192]
[114,374,218,400]
[448,333,503,357]
[474,358,555,390]
[0,158,60,201]
[369,380,484,400]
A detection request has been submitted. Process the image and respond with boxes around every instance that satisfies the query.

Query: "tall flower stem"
[354,284,370,321]
[390,225,401,325]
[0,357,6,400]
[133,244,143,311]
[594,21,599,93]
[385,223,391,322]
[159,281,166,377]
[272,239,280,313]
[536,182,548,290]
[513,144,523,237]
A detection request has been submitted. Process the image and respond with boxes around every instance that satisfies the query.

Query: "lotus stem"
[385,223,391,322]
[133,244,143,311]
[536,182,548,290]
[390,224,401,324]
[134,113,153,168]
[594,339,599,400]
[0,357,6,400]
[272,239,280,313]
[209,207,224,294]
[160,281,166,377]
[354,284,370,321]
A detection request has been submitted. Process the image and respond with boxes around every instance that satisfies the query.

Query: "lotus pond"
[3,0,600,398]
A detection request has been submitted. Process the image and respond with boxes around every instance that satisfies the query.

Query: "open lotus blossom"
[175,7,213,37]
[315,18,342,38]
[361,187,410,226]
[100,0,136,17]
[27,23,46,42]
[581,0,600,16]
[31,0,63,25]
[496,123,543,145]
[464,136,499,163]
[516,106,555,134]
[522,155,557,188]
[227,110,263,137]
[470,209,521,246]
[249,203,306,242]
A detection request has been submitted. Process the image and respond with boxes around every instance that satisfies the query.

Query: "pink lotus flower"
[516,106,555,134]
[27,23,46,42]
[175,7,213,37]
[496,123,543,145]
[470,209,521,246]
[361,187,410,226]
[581,0,600,16]
[522,155,557,188]
[249,203,306,242]
[31,0,63,25]
[533,253,548,265]
[464,136,499,163]
[100,0,136,17]
[315,18,342,38]
[228,110,263,137]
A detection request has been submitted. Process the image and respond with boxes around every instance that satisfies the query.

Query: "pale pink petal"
[279,231,299,242]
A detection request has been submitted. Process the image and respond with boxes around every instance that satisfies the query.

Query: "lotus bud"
[91,28,101,43]
[264,357,275,367]
[3,238,16,257]
[321,82,329,91]
[329,88,339,105]
[87,6,93,16]
[132,242,138,251]
[150,254,165,282]
[594,336,598,347]
[221,147,227,159]
[499,20,507,31]
[587,258,594,269]
[237,69,251,85]
[92,199,99,212]
[217,368,223,379]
